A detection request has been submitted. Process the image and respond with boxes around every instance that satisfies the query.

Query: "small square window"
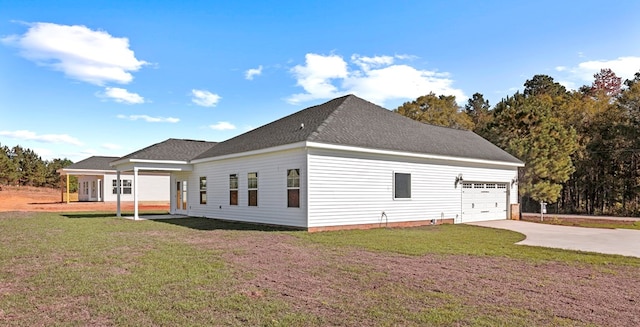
[394,173,411,199]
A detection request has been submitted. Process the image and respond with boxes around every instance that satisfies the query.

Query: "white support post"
[116,171,121,217]
[66,174,70,204]
[134,167,139,220]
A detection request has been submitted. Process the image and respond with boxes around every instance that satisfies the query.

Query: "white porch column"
[133,167,139,220]
[66,174,70,204]
[116,171,121,217]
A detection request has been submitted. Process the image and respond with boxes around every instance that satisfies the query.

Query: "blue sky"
[1,0,639,162]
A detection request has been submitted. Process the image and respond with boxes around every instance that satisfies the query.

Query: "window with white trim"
[112,179,132,194]
[229,174,238,205]
[287,169,300,208]
[248,172,258,206]
[394,173,411,199]
[199,177,207,205]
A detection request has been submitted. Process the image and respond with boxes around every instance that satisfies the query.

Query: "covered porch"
[110,160,192,220]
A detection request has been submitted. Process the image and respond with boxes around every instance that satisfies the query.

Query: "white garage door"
[461,182,508,223]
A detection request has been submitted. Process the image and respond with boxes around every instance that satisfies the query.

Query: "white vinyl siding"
[186,148,307,227]
[78,173,170,202]
[307,148,518,228]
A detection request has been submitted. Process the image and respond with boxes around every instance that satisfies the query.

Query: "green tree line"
[0,144,77,191]
[395,69,640,215]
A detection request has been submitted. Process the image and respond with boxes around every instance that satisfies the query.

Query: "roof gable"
[194,95,522,164]
[193,96,346,160]
[118,138,217,162]
[65,156,119,171]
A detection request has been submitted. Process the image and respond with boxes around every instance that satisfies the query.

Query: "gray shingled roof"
[65,156,119,171]
[117,138,217,162]
[194,95,522,164]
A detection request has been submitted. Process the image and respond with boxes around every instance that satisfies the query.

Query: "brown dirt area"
[0,186,169,212]
[189,231,640,326]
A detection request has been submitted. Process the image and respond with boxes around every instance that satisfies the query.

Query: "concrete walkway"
[468,220,640,258]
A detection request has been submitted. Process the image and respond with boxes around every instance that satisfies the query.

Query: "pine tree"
[394,93,473,130]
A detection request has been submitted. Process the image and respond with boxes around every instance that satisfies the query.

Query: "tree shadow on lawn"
[62,212,168,219]
[62,212,296,232]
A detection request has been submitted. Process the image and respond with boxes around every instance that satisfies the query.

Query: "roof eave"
[58,168,115,175]
[190,141,307,164]
[110,158,190,167]
[305,141,525,167]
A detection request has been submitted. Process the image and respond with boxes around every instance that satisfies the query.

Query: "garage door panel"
[461,182,508,223]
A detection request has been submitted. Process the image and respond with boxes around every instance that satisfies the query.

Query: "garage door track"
[468,220,640,258]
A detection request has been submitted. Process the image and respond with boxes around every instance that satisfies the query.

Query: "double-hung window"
[112,179,132,194]
[287,169,300,208]
[199,177,207,205]
[248,172,258,206]
[229,174,238,205]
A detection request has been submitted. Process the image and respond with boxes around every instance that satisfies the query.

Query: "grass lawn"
[1,212,638,326]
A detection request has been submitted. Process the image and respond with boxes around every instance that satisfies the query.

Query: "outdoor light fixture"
[455,173,463,187]
[511,177,518,187]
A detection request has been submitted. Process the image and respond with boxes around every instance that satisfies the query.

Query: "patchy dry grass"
[295,224,640,266]
[1,213,639,326]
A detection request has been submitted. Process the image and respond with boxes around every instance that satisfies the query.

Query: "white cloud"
[344,65,466,105]
[556,56,640,90]
[288,53,349,104]
[0,130,83,146]
[2,22,147,85]
[287,53,466,106]
[209,121,236,131]
[555,66,567,72]
[116,114,179,123]
[101,143,122,150]
[351,54,394,71]
[102,87,145,104]
[245,65,263,80]
[191,89,221,107]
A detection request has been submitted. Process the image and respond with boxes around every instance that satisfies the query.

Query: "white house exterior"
[111,95,523,230]
[60,156,170,203]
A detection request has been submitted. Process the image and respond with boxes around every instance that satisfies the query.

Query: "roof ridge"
[307,94,353,141]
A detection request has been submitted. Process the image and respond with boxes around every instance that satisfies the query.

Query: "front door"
[175,180,188,214]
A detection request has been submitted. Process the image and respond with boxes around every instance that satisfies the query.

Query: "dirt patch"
[522,215,639,227]
[0,186,168,213]
[188,232,640,326]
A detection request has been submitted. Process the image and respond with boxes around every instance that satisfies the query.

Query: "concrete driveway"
[468,220,640,258]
